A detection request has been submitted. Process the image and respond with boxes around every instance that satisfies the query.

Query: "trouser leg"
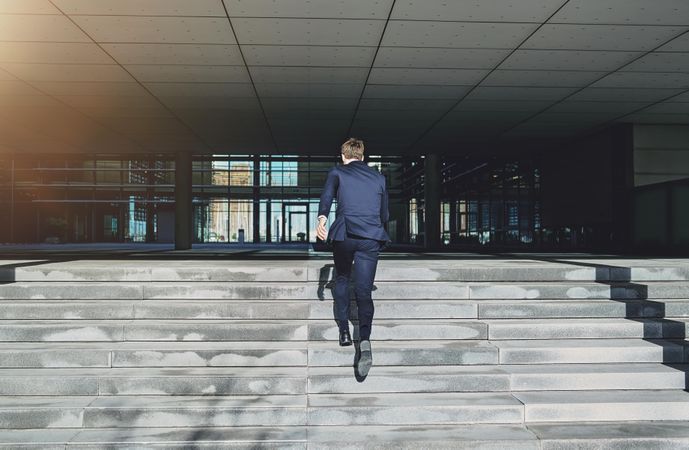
[332,239,355,330]
[352,238,380,341]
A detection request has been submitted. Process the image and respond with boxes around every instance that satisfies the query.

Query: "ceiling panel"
[99,117,194,136]
[0,42,112,64]
[0,80,42,96]
[249,67,368,84]
[233,19,385,46]
[0,68,15,81]
[261,97,358,110]
[666,91,689,102]
[363,85,471,99]
[359,98,455,111]
[160,95,262,109]
[255,83,361,98]
[0,15,89,42]
[382,21,538,48]
[270,119,347,132]
[465,86,576,101]
[482,70,605,87]
[548,101,650,114]
[454,100,554,112]
[0,0,60,14]
[265,108,353,120]
[522,24,685,51]
[530,111,624,123]
[242,45,375,67]
[568,87,684,102]
[592,72,689,89]
[126,65,250,83]
[622,53,689,72]
[175,107,265,122]
[144,82,255,98]
[355,109,443,121]
[103,44,243,65]
[392,0,564,22]
[444,110,535,122]
[658,34,689,52]
[1,63,132,82]
[351,119,432,134]
[641,102,689,114]
[374,47,510,69]
[224,0,393,19]
[57,94,163,109]
[368,68,487,85]
[0,121,81,153]
[54,0,226,16]
[622,113,689,124]
[135,135,207,152]
[551,0,689,25]
[503,122,591,138]
[72,16,236,44]
[77,105,173,119]
[33,81,150,96]
[501,49,641,71]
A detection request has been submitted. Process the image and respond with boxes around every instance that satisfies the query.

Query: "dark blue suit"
[318,160,390,340]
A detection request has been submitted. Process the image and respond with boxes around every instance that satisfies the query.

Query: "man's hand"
[316,216,328,241]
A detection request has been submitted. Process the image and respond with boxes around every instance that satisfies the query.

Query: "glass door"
[282,203,309,242]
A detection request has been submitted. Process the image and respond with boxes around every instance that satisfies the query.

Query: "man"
[316,137,389,378]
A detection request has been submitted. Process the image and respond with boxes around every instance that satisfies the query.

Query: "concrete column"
[175,152,193,250]
[424,153,441,250]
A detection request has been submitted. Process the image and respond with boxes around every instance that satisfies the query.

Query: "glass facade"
[401,157,543,249]
[0,154,404,245]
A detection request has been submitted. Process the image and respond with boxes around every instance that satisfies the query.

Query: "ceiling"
[0,0,688,156]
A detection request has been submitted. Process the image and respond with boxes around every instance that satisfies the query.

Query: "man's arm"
[318,167,338,219]
[317,167,338,240]
[380,179,389,225]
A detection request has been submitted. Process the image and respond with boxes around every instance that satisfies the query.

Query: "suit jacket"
[318,160,390,242]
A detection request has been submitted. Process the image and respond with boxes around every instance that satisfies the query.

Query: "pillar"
[175,151,192,250]
[424,153,441,250]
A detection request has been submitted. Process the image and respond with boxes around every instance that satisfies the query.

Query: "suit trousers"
[332,235,381,341]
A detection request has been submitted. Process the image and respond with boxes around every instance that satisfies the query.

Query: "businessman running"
[316,137,390,378]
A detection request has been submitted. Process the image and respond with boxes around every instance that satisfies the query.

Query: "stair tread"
[514,389,689,404]
[4,422,689,446]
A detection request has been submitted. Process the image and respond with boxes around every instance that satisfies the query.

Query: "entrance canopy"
[0,0,688,156]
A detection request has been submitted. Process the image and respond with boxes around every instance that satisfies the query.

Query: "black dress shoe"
[357,340,372,377]
[339,328,352,346]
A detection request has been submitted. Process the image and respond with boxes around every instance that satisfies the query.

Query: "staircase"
[0,256,688,449]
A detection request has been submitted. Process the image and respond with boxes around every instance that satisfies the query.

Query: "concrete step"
[0,393,525,428]
[0,300,478,320]
[310,340,499,366]
[4,260,689,282]
[4,422,689,449]
[307,392,524,425]
[0,426,307,449]
[479,298,689,319]
[2,281,689,300]
[308,363,687,393]
[528,421,689,450]
[494,338,689,364]
[487,318,689,340]
[516,390,689,422]
[0,340,502,368]
[3,298,689,321]
[0,341,309,368]
[0,367,308,396]
[0,395,307,429]
[0,317,686,343]
[0,319,490,342]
